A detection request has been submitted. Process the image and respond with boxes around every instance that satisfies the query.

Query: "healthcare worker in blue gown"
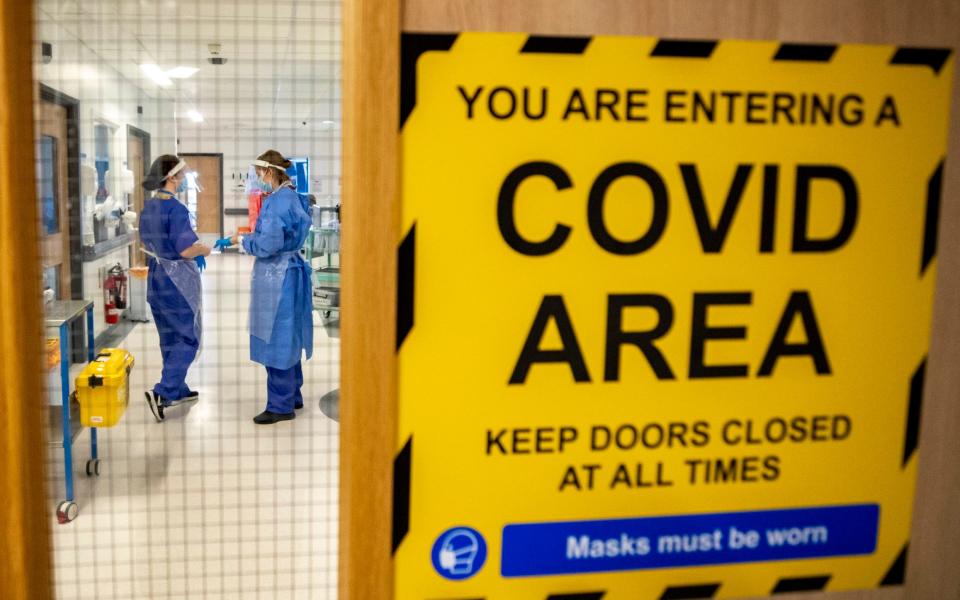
[215,150,313,424]
[139,154,212,422]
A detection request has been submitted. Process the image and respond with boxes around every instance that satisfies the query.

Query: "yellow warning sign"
[397,33,953,599]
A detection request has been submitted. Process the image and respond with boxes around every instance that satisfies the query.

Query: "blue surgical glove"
[214,237,234,250]
[195,255,206,272]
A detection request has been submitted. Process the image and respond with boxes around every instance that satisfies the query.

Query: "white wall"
[177,122,341,236]
[35,17,177,337]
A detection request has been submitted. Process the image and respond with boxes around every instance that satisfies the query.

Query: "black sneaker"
[174,390,200,406]
[145,391,164,422]
[163,390,199,409]
[253,410,296,425]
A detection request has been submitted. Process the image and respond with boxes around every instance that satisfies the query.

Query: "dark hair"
[257,149,292,184]
[143,154,182,191]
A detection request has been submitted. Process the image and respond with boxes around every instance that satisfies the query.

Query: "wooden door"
[3,4,55,597]
[181,154,222,235]
[37,99,70,298]
[342,2,960,600]
[127,135,145,266]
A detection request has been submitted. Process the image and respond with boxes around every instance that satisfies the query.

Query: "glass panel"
[42,264,60,299]
[185,170,199,229]
[94,123,111,202]
[36,2,341,597]
[37,135,59,235]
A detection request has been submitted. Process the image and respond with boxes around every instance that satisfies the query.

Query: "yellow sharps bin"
[75,348,134,427]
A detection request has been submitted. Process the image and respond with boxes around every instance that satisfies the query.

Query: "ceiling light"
[187,110,204,123]
[166,66,199,79]
[321,120,335,125]
[139,63,172,87]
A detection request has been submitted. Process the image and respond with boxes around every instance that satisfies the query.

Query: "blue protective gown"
[242,186,313,387]
[139,194,200,402]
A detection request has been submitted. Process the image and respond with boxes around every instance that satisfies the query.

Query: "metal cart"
[305,206,340,323]
[45,300,98,524]
[305,206,341,419]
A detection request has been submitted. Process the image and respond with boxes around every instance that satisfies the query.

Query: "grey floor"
[46,254,340,599]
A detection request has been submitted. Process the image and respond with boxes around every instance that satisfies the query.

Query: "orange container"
[46,338,61,370]
[247,189,263,231]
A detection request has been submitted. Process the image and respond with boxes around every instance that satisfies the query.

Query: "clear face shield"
[251,159,286,173]
[153,159,189,197]
[164,160,187,185]
[250,160,288,192]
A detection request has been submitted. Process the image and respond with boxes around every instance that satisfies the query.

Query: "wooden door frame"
[126,125,150,266]
[178,152,224,236]
[38,84,81,300]
[126,125,151,176]
[3,1,52,597]
[340,0,400,598]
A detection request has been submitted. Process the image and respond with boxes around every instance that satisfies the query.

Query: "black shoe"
[253,410,296,425]
[164,397,196,409]
[145,391,164,422]
[171,390,200,406]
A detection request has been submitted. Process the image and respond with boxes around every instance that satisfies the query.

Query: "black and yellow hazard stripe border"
[398,34,952,130]
[393,32,950,597]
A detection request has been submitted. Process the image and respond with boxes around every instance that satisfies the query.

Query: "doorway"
[126,125,150,266]
[179,153,223,240]
[37,94,72,299]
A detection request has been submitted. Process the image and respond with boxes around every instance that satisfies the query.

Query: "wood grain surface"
[340,0,401,599]
[0,0,53,597]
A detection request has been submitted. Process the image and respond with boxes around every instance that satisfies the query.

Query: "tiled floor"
[46,254,340,600]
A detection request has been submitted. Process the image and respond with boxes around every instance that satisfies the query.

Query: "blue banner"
[501,504,879,577]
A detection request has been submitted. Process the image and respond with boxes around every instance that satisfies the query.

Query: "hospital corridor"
[22,1,346,597]
[45,256,340,599]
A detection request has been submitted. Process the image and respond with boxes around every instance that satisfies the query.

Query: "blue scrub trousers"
[266,361,304,414]
[151,303,199,403]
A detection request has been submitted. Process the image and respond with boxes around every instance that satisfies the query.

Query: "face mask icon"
[432,526,487,580]
[439,530,479,574]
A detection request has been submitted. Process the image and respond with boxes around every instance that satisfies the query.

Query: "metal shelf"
[82,231,137,262]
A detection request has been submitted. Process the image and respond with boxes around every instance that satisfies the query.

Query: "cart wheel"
[56,501,79,524]
[86,458,101,477]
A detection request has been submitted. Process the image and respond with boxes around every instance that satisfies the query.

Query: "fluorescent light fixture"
[321,120,335,125]
[139,63,172,87]
[139,64,198,86]
[186,110,204,123]
[166,66,199,79]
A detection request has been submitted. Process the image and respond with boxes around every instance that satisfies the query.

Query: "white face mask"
[256,174,274,194]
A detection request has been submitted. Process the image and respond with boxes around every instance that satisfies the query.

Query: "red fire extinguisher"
[103,264,127,324]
